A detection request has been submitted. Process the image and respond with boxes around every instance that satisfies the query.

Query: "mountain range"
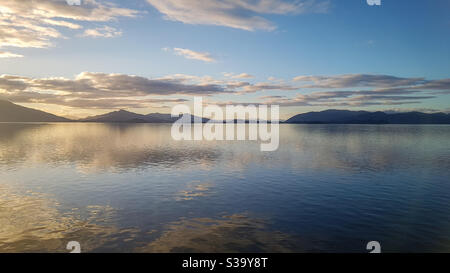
[81,110,179,123]
[285,109,450,124]
[81,110,209,123]
[1,100,449,124]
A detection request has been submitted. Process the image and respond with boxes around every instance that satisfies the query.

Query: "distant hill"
[145,113,177,123]
[81,110,147,122]
[286,110,450,124]
[81,110,209,123]
[0,100,70,122]
[285,110,369,123]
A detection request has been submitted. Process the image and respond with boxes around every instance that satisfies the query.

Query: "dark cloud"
[0,72,228,109]
[0,72,448,111]
[293,74,427,89]
[255,88,438,107]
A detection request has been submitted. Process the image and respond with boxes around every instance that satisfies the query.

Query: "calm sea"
[0,123,449,252]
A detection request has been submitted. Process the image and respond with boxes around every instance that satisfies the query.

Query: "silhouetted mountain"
[81,110,146,122]
[0,100,70,122]
[386,112,450,124]
[145,113,176,123]
[81,110,209,123]
[286,110,450,124]
[286,110,369,123]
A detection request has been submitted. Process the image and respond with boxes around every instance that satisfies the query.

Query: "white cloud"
[0,0,138,51]
[82,26,122,38]
[172,48,216,63]
[224,73,255,79]
[0,51,23,58]
[146,0,329,31]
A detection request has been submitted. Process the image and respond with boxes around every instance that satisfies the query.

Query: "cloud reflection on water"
[0,185,131,252]
[0,184,299,253]
[0,123,222,173]
[175,181,214,201]
[136,214,302,253]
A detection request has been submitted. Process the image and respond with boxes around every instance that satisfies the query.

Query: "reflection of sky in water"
[135,214,303,253]
[0,184,126,252]
[0,123,450,252]
[175,181,214,201]
[0,185,296,253]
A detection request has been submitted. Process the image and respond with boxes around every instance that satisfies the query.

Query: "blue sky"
[0,0,449,118]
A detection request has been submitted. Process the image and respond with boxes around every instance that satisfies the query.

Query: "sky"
[0,0,449,119]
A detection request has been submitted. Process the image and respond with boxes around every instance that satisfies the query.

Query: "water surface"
[0,123,449,252]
